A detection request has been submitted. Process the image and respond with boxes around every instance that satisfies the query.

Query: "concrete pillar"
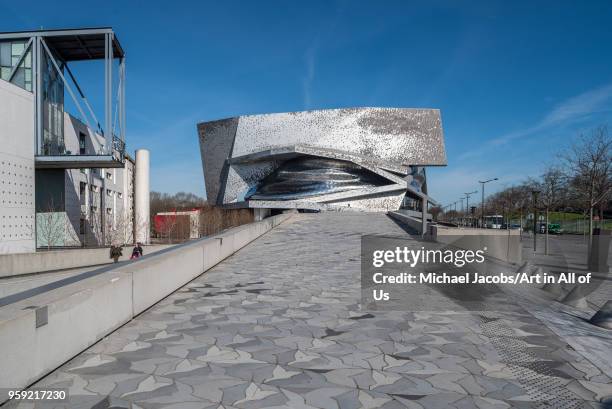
[134,149,150,244]
[254,208,271,221]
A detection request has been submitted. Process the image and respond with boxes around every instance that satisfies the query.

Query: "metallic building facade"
[198,107,446,212]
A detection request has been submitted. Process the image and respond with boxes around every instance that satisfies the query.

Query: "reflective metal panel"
[248,157,390,201]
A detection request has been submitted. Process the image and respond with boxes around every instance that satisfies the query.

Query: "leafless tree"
[156,212,179,244]
[35,198,80,249]
[429,205,442,221]
[561,126,611,242]
[103,211,134,246]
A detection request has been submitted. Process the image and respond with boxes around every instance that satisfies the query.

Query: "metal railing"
[112,134,126,161]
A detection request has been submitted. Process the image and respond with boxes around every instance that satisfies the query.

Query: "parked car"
[501,223,521,230]
[538,223,563,234]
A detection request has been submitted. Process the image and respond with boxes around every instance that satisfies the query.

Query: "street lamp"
[478,178,498,228]
[464,191,478,227]
[531,190,540,252]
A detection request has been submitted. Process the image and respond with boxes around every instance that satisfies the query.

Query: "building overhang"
[0,27,124,61]
[35,155,125,169]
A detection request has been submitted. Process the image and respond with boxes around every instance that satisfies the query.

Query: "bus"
[484,215,503,229]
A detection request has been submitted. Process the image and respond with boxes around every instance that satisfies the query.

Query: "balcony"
[35,135,126,169]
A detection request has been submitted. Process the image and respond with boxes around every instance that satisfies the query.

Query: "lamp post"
[531,190,540,252]
[464,191,478,227]
[478,178,498,228]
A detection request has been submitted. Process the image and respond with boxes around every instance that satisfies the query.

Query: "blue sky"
[2,0,612,206]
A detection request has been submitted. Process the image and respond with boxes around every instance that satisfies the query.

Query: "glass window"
[79,132,86,155]
[12,67,25,88]
[0,42,11,68]
[11,42,24,56]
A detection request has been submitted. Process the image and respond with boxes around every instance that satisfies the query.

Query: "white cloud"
[541,82,612,126]
[459,82,612,160]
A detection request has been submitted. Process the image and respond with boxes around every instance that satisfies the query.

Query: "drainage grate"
[479,314,584,408]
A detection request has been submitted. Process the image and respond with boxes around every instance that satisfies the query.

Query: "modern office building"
[198,108,446,217]
[0,27,148,253]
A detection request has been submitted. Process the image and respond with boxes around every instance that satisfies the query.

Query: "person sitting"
[130,246,141,260]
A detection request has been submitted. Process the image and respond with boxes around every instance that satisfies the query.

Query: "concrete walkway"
[8,213,612,409]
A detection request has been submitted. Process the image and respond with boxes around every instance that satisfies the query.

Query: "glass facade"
[0,40,32,91]
[41,48,65,155]
[401,193,423,211]
[1,38,65,156]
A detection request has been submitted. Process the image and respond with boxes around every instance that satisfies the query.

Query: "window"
[79,132,86,155]
[79,182,87,196]
[79,218,85,235]
[106,171,113,180]
[0,40,32,91]
[106,208,112,215]
[0,42,11,79]
[90,205,98,213]
[118,192,123,199]
[106,189,112,197]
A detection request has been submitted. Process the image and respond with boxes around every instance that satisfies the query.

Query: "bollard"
[589,301,612,330]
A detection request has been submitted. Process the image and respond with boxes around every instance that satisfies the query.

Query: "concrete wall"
[387,212,521,264]
[0,80,35,254]
[431,225,522,264]
[0,272,133,394]
[0,245,123,278]
[0,213,291,398]
[387,211,431,234]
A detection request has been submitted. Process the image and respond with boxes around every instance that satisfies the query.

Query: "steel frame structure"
[0,28,125,161]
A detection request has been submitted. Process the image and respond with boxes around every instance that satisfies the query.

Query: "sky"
[2,0,612,207]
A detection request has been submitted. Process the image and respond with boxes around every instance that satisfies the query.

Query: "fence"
[554,218,611,235]
[153,207,255,243]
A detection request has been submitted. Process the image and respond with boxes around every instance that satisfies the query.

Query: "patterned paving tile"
[6,213,612,409]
